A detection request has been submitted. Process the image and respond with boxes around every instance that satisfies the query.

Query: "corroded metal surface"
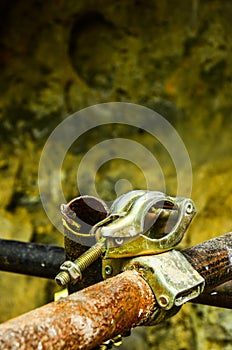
[0,270,155,350]
[0,233,231,349]
[183,232,232,292]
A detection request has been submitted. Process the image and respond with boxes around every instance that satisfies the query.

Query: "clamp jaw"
[55,190,205,320]
[92,190,195,257]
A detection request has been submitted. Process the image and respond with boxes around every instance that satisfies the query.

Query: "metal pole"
[182,232,232,292]
[0,233,231,349]
[193,281,232,309]
[0,270,155,350]
[0,239,65,279]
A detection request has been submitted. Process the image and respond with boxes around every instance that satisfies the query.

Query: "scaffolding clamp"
[126,249,205,311]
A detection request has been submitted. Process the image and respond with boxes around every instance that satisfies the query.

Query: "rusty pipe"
[0,239,230,309]
[0,233,231,350]
[0,270,155,350]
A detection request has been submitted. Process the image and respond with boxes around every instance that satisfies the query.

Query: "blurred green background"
[0,1,231,349]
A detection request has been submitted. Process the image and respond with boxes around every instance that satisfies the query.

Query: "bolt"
[114,238,124,246]
[55,271,70,286]
[158,295,169,308]
[105,265,113,276]
[186,202,193,214]
[77,241,104,271]
[55,238,105,286]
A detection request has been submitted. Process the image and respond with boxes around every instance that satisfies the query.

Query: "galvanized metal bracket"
[125,249,205,310]
[56,190,198,294]
[92,190,196,258]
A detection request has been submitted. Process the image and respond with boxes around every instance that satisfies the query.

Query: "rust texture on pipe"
[0,270,155,350]
[0,233,231,350]
[193,281,232,309]
[182,232,232,292]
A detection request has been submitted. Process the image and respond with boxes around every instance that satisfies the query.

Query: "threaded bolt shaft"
[75,241,103,271]
[55,238,105,286]
[55,270,70,286]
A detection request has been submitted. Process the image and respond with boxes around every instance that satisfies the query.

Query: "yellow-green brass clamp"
[55,190,196,286]
[92,190,196,259]
[126,250,205,312]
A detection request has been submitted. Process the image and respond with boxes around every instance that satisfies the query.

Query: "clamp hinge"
[125,249,205,310]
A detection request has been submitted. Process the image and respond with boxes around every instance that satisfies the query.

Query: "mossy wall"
[0,1,231,349]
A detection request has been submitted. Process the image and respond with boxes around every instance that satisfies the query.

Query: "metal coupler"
[55,190,199,290]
